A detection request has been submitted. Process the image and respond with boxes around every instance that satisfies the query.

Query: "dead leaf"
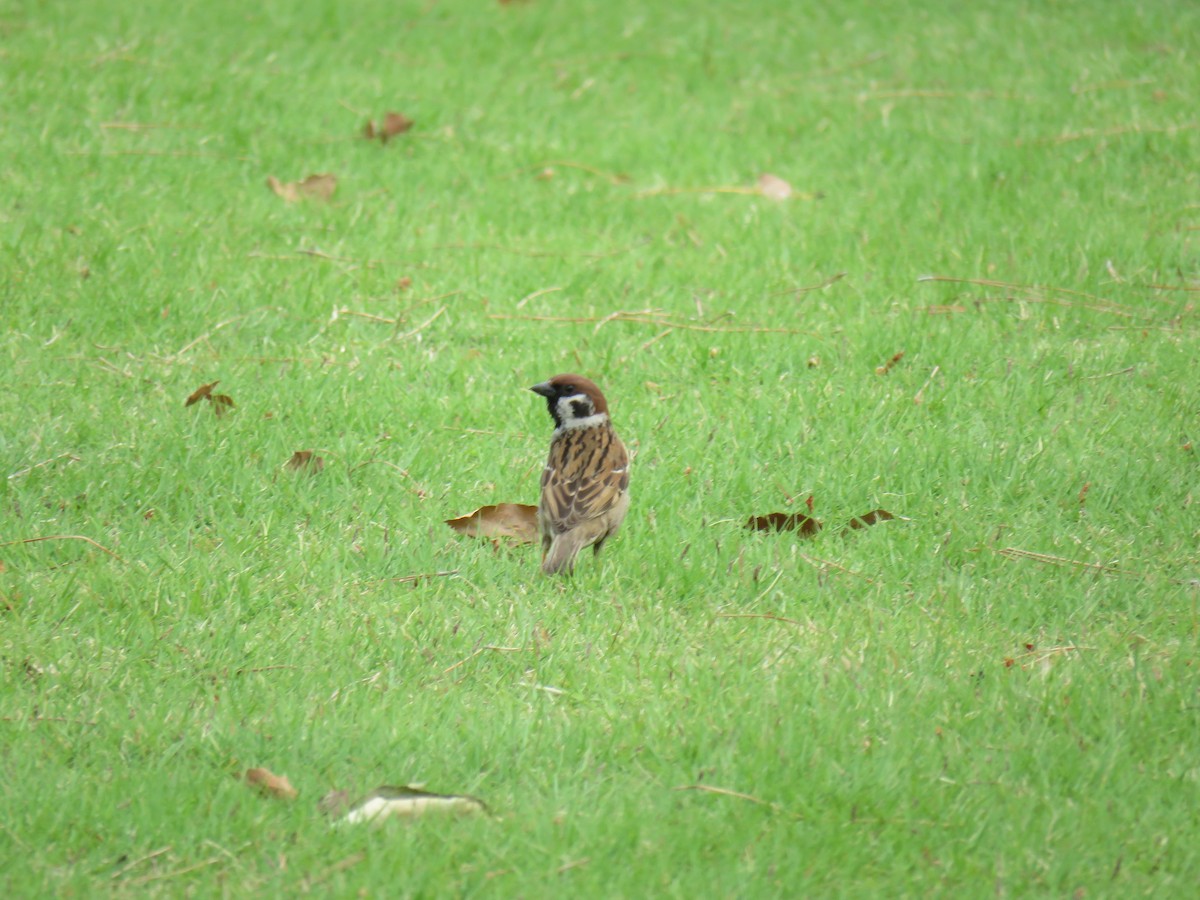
[245,767,298,800]
[381,112,413,141]
[266,173,337,203]
[845,509,895,529]
[363,112,413,143]
[875,350,905,375]
[338,786,488,825]
[446,503,539,544]
[757,173,793,200]
[185,381,219,406]
[745,512,823,537]
[211,393,235,417]
[285,450,325,474]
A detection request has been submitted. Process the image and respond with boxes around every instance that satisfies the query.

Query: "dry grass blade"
[443,645,531,674]
[489,310,816,336]
[1,534,124,562]
[996,546,1182,582]
[716,612,806,626]
[917,274,1145,317]
[673,784,777,808]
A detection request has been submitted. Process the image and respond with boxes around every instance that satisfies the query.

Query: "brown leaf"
[875,350,905,375]
[185,381,219,406]
[285,450,325,474]
[380,112,413,141]
[210,394,235,417]
[745,512,823,537]
[845,509,895,529]
[363,112,413,143]
[446,503,539,543]
[757,173,793,200]
[245,767,298,800]
[266,173,337,203]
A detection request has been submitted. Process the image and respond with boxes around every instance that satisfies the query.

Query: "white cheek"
[556,393,591,422]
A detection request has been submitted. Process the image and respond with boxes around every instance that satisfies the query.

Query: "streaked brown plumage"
[530,374,630,575]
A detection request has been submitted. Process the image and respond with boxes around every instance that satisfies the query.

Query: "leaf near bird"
[446,503,539,544]
[336,785,488,825]
[285,450,325,474]
[244,767,298,800]
[266,173,338,203]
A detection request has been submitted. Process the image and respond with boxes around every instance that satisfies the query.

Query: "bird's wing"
[540,426,629,535]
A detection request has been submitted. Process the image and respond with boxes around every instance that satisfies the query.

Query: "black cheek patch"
[571,400,591,419]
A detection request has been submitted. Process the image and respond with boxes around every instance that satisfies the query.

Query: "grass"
[2,0,1199,894]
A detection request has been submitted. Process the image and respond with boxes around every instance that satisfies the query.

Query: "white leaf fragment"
[338,785,488,825]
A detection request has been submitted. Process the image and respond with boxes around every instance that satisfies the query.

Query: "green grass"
[3,0,1199,894]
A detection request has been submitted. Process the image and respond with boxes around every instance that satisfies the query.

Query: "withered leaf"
[363,112,414,143]
[211,394,235,417]
[845,509,895,529]
[338,785,488,826]
[446,503,538,544]
[245,767,298,800]
[875,350,905,375]
[266,173,338,203]
[185,381,219,406]
[746,512,823,537]
[757,173,794,201]
[381,112,413,141]
[285,450,325,474]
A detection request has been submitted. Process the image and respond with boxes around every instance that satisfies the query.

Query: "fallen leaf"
[363,112,413,143]
[446,503,539,544]
[745,512,823,537]
[285,450,325,474]
[338,786,488,825]
[845,509,895,529]
[185,381,219,406]
[381,111,413,141]
[245,767,298,800]
[875,350,905,375]
[211,393,235,417]
[757,173,793,200]
[266,173,337,203]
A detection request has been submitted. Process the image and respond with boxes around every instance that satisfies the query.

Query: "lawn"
[2,0,1198,895]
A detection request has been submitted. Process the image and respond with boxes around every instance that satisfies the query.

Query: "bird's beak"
[530,381,555,398]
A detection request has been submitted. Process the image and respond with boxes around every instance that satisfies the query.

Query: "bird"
[529,374,630,575]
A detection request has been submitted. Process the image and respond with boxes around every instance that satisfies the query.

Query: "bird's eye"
[562,385,574,394]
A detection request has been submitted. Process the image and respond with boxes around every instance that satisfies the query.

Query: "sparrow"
[530,374,630,575]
